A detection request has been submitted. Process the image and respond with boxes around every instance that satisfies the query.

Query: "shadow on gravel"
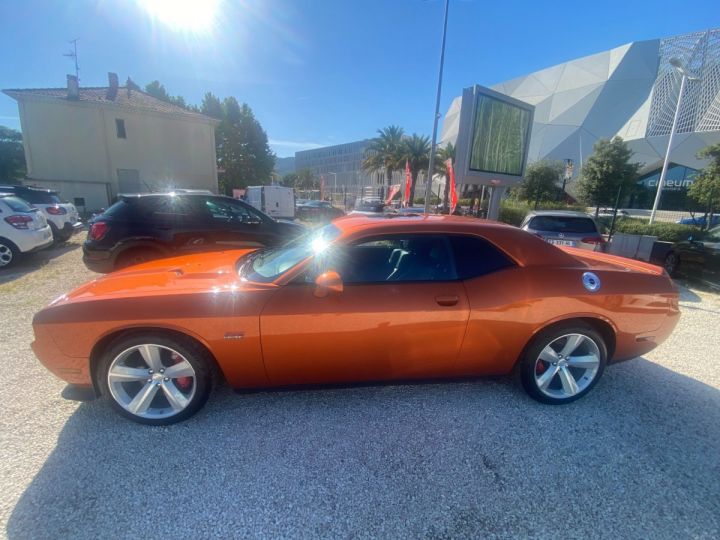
[7,359,720,539]
[0,242,81,285]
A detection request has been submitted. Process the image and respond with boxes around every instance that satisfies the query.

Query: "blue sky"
[1,0,717,157]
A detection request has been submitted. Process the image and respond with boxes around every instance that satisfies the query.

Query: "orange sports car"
[32,215,680,425]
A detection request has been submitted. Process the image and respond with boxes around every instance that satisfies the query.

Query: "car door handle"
[435,295,459,306]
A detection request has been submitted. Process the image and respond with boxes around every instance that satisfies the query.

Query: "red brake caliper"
[536,360,547,375]
[170,352,192,390]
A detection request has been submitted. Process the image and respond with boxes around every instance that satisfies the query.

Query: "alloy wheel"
[533,333,601,400]
[0,243,13,267]
[664,253,678,275]
[107,344,197,420]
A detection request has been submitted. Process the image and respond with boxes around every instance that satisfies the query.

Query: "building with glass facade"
[441,29,720,208]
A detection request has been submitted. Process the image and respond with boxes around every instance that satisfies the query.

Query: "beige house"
[3,73,219,213]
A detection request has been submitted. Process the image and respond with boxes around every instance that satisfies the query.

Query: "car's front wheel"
[520,323,607,404]
[664,251,680,276]
[98,333,213,425]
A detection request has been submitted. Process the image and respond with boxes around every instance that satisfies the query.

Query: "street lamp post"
[649,57,698,224]
[423,0,450,214]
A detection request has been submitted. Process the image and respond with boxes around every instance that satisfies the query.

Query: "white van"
[244,186,295,220]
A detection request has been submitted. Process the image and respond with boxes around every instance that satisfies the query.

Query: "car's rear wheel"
[0,239,19,269]
[115,248,160,270]
[520,323,607,404]
[664,251,680,276]
[98,333,212,425]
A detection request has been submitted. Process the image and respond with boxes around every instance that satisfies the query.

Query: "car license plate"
[547,239,575,246]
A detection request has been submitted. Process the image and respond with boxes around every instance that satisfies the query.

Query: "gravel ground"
[1,236,719,539]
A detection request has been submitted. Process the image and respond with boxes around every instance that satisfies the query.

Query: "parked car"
[33,215,679,424]
[82,192,305,273]
[0,193,53,268]
[676,214,720,228]
[521,210,605,251]
[349,198,390,215]
[295,200,344,222]
[0,185,82,243]
[664,225,720,287]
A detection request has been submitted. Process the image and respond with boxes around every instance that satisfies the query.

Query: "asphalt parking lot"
[1,236,719,539]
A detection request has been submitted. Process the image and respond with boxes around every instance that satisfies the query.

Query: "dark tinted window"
[204,197,264,223]
[327,235,457,283]
[116,119,126,139]
[17,189,60,204]
[449,235,515,280]
[152,196,197,217]
[528,215,598,234]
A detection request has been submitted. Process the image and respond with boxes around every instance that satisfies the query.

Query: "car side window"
[150,196,196,218]
[204,197,261,224]
[449,235,515,280]
[321,234,458,283]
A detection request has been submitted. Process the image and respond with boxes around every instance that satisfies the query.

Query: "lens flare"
[138,0,220,32]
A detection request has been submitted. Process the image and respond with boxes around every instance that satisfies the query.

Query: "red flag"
[446,158,458,214]
[403,159,412,207]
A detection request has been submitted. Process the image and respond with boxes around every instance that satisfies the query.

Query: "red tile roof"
[2,86,217,123]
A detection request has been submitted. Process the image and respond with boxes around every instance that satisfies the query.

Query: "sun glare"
[139,0,220,32]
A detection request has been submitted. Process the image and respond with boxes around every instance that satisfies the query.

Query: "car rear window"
[1,196,34,213]
[528,216,598,234]
[21,190,61,204]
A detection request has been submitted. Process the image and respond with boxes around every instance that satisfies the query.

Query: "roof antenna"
[63,39,80,82]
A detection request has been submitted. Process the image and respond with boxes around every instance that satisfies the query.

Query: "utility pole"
[63,39,80,81]
[423,0,450,214]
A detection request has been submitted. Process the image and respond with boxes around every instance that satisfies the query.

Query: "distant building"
[441,28,720,207]
[4,73,219,212]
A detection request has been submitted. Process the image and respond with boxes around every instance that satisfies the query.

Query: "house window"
[115,119,126,139]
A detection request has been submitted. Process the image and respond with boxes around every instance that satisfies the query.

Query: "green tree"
[515,161,563,205]
[688,142,720,228]
[215,97,276,194]
[398,134,431,203]
[280,172,299,188]
[363,125,405,188]
[576,136,641,217]
[0,126,26,181]
[200,92,223,120]
[144,80,190,109]
[295,169,318,190]
[435,143,456,211]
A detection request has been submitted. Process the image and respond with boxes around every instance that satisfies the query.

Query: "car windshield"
[528,215,598,234]
[240,224,341,282]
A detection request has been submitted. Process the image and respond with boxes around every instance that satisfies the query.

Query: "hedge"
[611,218,701,243]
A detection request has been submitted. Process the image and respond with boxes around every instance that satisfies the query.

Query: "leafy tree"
[144,80,190,109]
[215,97,276,194]
[280,172,299,188]
[688,142,720,228]
[576,136,641,217]
[514,161,563,204]
[362,125,405,187]
[294,169,318,190]
[200,92,223,120]
[0,126,26,181]
[398,134,430,203]
[435,143,456,211]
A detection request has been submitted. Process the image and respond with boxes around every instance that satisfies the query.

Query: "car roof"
[118,192,223,200]
[331,214,581,268]
[0,184,56,194]
[525,210,593,218]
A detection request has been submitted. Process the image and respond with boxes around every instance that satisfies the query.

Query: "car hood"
[51,249,272,305]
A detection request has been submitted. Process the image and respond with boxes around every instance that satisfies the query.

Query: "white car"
[0,185,82,243]
[0,194,54,269]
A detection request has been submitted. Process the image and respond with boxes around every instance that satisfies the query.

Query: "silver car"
[521,210,605,251]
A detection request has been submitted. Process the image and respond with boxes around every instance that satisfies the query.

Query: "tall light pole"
[423,0,450,214]
[649,57,698,224]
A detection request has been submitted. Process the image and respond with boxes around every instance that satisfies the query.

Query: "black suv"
[83,193,305,273]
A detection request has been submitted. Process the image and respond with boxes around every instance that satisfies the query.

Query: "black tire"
[664,251,680,277]
[97,332,213,425]
[520,322,607,405]
[114,248,161,270]
[0,238,20,269]
[48,222,64,245]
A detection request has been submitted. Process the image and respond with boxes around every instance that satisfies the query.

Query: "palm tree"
[362,125,405,189]
[435,143,456,211]
[399,134,431,203]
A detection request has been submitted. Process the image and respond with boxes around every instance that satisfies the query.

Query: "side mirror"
[314,271,343,298]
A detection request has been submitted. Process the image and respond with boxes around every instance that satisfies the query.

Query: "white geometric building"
[441,29,720,199]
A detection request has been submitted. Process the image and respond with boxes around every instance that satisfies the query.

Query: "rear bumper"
[15,226,54,253]
[66,221,84,235]
[82,244,114,273]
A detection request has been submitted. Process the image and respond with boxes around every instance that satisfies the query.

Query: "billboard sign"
[454,85,534,187]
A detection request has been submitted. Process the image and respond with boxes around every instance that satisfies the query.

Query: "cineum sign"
[454,85,534,187]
